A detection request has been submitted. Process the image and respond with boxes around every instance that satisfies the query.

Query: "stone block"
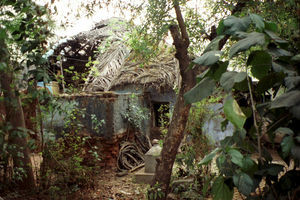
[144,144,162,173]
[133,168,154,184]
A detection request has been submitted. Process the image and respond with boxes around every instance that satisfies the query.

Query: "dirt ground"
[83,169,148,200]
[1,169,148,200]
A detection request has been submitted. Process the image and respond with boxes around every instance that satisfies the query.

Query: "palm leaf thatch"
[107,56,180,92]
[83,42,130,91]
[49,17,179,92]
[48,18,130,88]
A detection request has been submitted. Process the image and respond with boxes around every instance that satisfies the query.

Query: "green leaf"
[212,176,234,200]
[281,135,295,158]
[241,157,257,174]
[220,71,247,92]
[220,72,237,92]
[214,61,228,80]
[247,50,272,80]
[257,72,285,94]
[266,164,285,176]
[285,76,300,91]
[275,127,294,136]
[229,32,265,58]
[233,78,249,92]
[228,149,244,167]
[265,30,288,44]
[255,164,284,177]
[224,95,247,130]
[0,29,6,40]
[264,21,278,32]
[234,72,247,82]
[223,16,251,35]
[0,62,8,72]
[184,77,215,104]
[291,104,300,120]
[199,148,220,165]
[193,51,223,66]
[203,35,225,53]
[233,172,254,196]
[272,62,297,76]
[291,54,300,62]
[268,45,293,57]
[250,13,265,31]
[271,90,300,109]
[216,19,225,35]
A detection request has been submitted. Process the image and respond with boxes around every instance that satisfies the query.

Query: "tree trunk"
[0,38,36,189]
[151,3,196,198]
[151,1,247,198]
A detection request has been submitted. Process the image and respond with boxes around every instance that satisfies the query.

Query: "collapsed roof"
[49,18,180,92]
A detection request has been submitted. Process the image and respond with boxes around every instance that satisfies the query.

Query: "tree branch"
[173,0,189,47]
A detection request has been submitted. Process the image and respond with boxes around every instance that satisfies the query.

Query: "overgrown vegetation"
[185,13,300,200]
[1,0,300,199]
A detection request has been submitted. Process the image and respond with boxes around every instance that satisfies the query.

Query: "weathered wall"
[45,92,152,138]
[202,103,234,145]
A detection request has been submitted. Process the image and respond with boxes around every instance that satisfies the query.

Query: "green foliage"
[122,94,150,131]
[158,104,171,137]
[193,51,223,66]
[211,176,233,200]
[191,13,299,199]
[184,77,216,104]
[0,0,53,79]
[62,56,99,93]
[41,133,101,198]
[40,102,102,198]
[0,0,53,189]
[223,95,246,130]
[147,182,165,200]
[174,99,216,198]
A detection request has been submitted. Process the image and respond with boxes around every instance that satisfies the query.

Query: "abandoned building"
[45,18,180,167]
[47,17,179,138]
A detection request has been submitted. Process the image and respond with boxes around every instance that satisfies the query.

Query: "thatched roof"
[49,18,180,93]
[107,56,180,92]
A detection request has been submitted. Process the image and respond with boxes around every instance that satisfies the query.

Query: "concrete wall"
[44,92,154,139]
[202,103,234,145]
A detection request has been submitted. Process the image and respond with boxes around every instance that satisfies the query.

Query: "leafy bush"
[122,94,150,131]
[187,13,300,200]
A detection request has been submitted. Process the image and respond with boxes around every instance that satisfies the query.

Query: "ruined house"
[46,18,180,166]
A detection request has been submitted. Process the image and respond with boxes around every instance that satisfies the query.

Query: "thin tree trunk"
[0,38,36,189]
[151,3,196,198]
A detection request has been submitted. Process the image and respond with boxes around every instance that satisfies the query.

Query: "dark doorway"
[152,102,170,127]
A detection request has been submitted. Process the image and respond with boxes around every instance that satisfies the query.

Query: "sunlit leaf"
[229,32,265,58]
[203,35,225,53]
[199,148,220,165]
[193,51,223,66]
[223,16,251,35]
[224,95,247,130]
[271,90,300,109]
